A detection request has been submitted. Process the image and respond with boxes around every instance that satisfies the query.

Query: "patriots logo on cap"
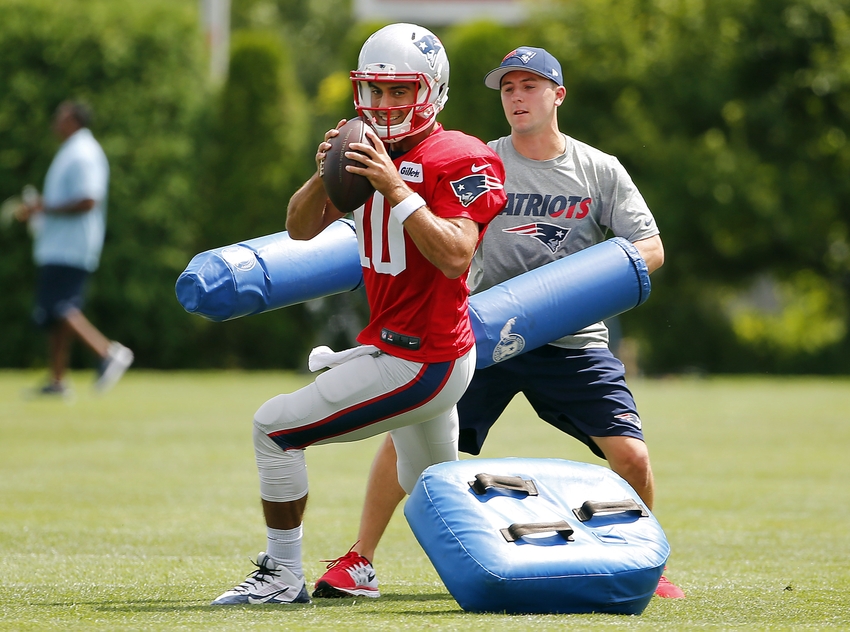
[502,48,537,65]
[517,50,537,64]
[503,222,571,253]
[414,34,442,70]
[450,173,503,207]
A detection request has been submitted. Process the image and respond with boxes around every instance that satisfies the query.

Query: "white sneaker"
[94,342,134,393]
[211,553,311,605]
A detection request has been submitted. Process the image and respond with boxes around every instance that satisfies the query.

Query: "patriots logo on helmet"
[414,34,442,70]
[450,173,503,207]
[502,222,571,253]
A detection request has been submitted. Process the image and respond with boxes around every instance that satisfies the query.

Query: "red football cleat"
[313,547,380,598]
[655,573,686,598]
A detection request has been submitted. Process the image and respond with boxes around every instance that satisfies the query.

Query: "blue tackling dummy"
[175,219,650,369]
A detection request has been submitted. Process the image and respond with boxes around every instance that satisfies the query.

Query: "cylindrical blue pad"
[175,224,650,369]
[175,219,363,321]
[469,237,650,369]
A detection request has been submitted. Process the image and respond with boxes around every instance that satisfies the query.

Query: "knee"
[254,388,315,435]
[614,451,651,482]
[253,426,308,502]
[254,394,288,429]
[598,437,652,480]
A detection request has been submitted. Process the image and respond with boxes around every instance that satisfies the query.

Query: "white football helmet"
[351,23,450,143]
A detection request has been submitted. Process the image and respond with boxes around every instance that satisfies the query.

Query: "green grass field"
[1,370,849,630]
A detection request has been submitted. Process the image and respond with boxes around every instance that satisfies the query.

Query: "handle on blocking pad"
[469,473,539,496]
[572,499,648,522]
[500,521,574,543]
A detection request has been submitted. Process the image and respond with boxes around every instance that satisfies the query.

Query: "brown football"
[321,117,376,213]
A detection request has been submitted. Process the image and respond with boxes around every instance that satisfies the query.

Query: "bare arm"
[19,196,95,221]
[633,234,664,274]
[49,198,96,214]
[348,129,479,279]
[285,173,344,240]
[286,121,346,240]
[401,213,480,279]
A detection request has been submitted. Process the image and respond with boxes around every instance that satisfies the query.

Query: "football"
[321,117,376,213]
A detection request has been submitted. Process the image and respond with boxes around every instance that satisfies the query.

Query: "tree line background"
[1,0,848,374]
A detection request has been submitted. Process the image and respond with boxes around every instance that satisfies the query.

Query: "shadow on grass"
[51,591,460,614]
[362,592,455,603]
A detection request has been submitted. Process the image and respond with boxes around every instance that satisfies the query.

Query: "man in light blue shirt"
[19,100,133,396]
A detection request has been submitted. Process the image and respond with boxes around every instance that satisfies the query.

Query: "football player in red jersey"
[210,23,506,606]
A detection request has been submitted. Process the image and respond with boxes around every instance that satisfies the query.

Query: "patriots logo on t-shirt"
[450,173,503,207]
[503,222,571,253]
[414,34,442,70]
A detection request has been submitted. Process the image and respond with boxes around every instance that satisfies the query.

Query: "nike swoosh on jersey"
[470,163,491,173]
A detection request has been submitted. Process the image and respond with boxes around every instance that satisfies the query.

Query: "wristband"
[391,193,425,224]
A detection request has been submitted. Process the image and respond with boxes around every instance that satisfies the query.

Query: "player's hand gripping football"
[344,127,412,207]
[316,119,345,176]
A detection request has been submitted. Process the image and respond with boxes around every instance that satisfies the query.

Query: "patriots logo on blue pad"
[414,34,443,69]
[450,173,503,207]
[503,222,571,253]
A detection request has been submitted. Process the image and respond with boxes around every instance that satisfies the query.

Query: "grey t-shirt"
[470,134,659,348]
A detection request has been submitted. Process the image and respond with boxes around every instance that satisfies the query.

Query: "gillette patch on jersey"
[399,161,424,182]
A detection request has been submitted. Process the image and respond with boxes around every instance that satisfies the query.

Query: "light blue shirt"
[34,128,109,272]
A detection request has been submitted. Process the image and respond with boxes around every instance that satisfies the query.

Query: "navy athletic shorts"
[32,264,89,329]
[456,345,644,459]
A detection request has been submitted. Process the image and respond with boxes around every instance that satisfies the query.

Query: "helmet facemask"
[352,68,441,143]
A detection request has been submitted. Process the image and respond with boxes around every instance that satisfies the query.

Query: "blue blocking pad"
[404,458,669,615]
[468,237,649,369]
[175,221,650,370]
[175,219,363,322]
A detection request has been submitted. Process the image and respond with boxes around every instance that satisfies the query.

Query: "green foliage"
[722,270,846,354]
[231,0,355,96]
[193,29,315,369]
[440,22,526,141]
[530,0,850,372]
[199,30,309,248]
[312,21,393,131]
[0,0,209,369]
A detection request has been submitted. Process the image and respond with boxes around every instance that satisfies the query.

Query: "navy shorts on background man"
[456,346,644,458]
[32,264,89,329]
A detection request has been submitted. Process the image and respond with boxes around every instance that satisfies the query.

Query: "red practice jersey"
[354,125,507,362]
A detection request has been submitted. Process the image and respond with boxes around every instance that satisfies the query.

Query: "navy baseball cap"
[484,47,564,90]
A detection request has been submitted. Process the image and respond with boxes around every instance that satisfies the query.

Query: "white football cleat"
[211,553,311,605]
